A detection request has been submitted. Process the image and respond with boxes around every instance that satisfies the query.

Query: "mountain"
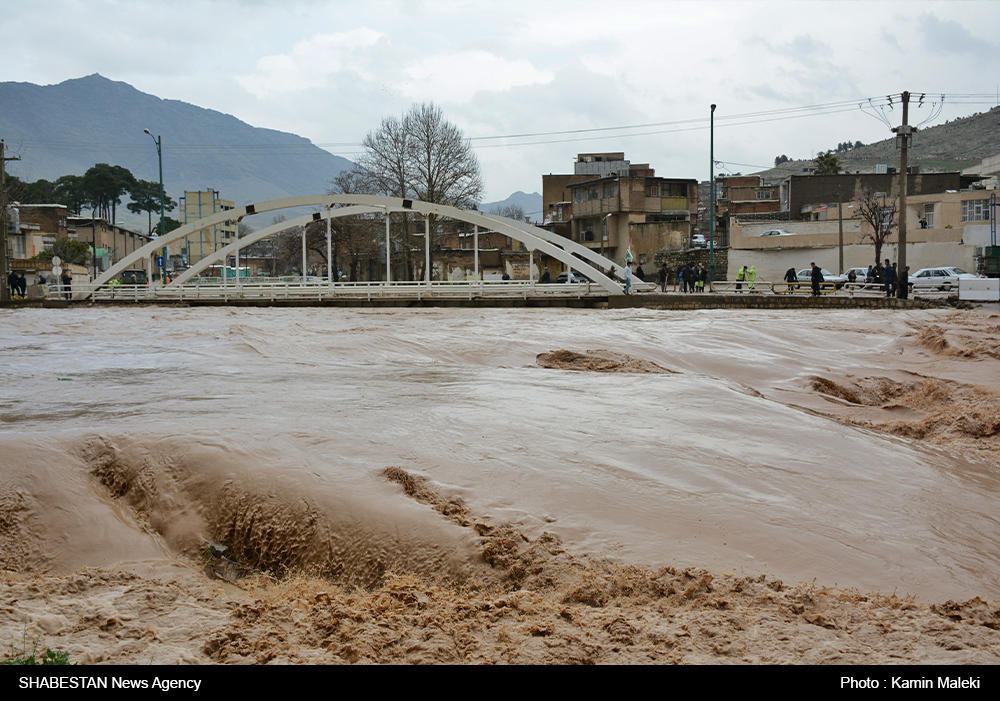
[0,75,353,213]
[479,191,543,221]
[756,104,1000,182]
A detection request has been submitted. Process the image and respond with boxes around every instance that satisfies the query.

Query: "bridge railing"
[87,278,619,302]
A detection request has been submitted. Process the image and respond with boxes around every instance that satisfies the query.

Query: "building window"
[756,190,771,199]
[924,203,936,228]
[961,199,991,222]
[13,236,25,257]
[588,186,599,200]
[603,182,615,198]
[574,188,584,203]
[646,184,659,197]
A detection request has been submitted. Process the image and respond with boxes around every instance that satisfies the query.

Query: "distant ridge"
[0,75,353,212]
[479,191,543,221]
[756,104,1000,182]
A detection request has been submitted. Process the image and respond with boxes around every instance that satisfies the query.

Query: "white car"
[760,229,794,237]
[909,267,981,291]
[795,268,848,289]
[691,234,708,248]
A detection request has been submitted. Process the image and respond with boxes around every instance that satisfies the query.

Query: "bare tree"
[490,203,526,222]
[338,103,484,280]
[856,186,897,265]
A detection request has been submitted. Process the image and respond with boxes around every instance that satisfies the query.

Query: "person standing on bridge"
[658,264,667,293]
[810,262,823,296]
[540,268,551,284]
[883,259,896,298]
[623,261,633,295]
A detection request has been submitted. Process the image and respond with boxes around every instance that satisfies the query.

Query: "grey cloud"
[919,13,997,55]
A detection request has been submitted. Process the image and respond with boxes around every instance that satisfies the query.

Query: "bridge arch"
[91,195,625,296]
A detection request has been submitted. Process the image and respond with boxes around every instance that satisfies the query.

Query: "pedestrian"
[698,264,707,292]
[847,268,857,284]
[17,273,27,298]
[658,264,667,293]
[635,264,645,282]
[502,271,511,281]
[61,270,73,300]
[736,265,747,293]
[540,267,550,283]
[783,267,797,293]
[747,265,757,292]
[866,265,874,284]
[675,264,684,292]
[623,261,633,295]
[683,264,694,293]
[883,259,895,298]
[7,271,18,298]
[810,261,823,296]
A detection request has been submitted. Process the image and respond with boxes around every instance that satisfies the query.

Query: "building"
[729,188,996,281]
[713,176,781,245]
[67,216,151,272]
[542,153,699,271]
[6,203,68,260]
[777,172,980,221]
[179,190,236,266]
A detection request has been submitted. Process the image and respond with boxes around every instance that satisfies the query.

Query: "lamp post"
[709,104,716,289]
[143,129,167,285]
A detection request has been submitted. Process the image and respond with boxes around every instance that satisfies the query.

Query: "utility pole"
[1,140,22,303]
[837,188,844,274]
[892,91,912,278]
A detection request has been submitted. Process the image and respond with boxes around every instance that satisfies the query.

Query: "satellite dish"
[51,256,61,266]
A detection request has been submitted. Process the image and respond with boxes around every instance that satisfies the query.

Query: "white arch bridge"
[87,195,644,302]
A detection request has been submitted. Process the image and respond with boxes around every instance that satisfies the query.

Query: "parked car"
[909,267,982,291]
[844,267,872,285]
[760,229,794,237]
[794,268,847,289]
[691,234,708,248]
[118,269,148,285]
[556,271,592,284]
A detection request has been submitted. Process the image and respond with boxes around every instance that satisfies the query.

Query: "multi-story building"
[541,153,699,270]
[541,153,698,270]
[714,176,781,244]
[179,190,236,266]
[6,204,68,259]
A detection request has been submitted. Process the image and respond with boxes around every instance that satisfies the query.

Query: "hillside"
[0,75,353,212]
[756,104,1000,182]
[480,191,543,221]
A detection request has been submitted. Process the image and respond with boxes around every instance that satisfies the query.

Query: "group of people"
[736,265,757,292]
[6,271,28,298]
[677,262,709,293]
[866,260,910,299]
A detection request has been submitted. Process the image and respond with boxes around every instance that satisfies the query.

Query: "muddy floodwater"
[2,305,999,664]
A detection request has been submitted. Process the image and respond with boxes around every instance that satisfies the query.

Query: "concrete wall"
[727,242,979,282]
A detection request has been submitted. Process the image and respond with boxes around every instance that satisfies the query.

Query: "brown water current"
[1,305,999,663]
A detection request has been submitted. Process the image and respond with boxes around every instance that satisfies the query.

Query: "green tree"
[814,151,842,176]
[127,179,177,235]
[82,164,136,223]
[34,238,91,265]
[52,175,88,215]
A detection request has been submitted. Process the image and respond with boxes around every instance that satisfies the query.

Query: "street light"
[143,129,167,285]
[709,104,716,289]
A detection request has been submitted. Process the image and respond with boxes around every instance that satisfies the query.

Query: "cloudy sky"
[3,0,999,203]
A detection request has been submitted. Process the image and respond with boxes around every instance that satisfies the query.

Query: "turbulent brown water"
[2,305,1000,663]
